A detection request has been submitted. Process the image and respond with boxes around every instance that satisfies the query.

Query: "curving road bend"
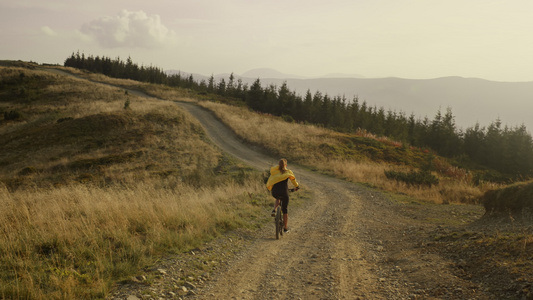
[176,102,404,299]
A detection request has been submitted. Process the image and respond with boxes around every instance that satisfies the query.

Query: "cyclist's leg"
[273,197,280,210]
[271,197,280,216]
[272,190,283,212]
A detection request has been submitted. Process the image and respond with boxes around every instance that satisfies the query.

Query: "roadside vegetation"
[0,64,273,299]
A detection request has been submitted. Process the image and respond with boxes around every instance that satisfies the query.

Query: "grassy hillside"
[0,63,276,299]
[1,62,531,298]
[0,64,220,189]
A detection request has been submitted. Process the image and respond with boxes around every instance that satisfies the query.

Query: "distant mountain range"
[166,68,533,132]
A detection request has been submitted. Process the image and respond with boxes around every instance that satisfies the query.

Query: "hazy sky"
[1,0,533,82]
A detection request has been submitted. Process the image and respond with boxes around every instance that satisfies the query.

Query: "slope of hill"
[0,65,215,190]
[0,63,272,299]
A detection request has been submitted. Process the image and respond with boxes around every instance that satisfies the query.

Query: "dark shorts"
[272,179,290,214]
[272,192,289,214]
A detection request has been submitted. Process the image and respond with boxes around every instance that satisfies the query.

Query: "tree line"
[64,52,167,84]
[64,53,533,180]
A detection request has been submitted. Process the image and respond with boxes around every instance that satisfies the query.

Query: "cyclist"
[266,159,299,233]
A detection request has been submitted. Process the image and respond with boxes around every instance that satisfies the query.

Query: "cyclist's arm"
[289,175,299,189]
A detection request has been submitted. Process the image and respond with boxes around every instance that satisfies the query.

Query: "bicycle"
[274,188,298,240]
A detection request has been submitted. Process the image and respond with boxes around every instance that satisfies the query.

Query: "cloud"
[41,26,57,37]
[81,10,176,48]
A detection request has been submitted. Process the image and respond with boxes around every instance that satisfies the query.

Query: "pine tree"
[246,79,263,110]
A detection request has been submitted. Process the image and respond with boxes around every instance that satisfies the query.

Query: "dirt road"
[174,103,488,299]
[178,103,384,298]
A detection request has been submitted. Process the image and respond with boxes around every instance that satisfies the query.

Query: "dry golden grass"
[0,65,272,299]
[199,101,494,204]
[1,66,142,126]
[198,101,343,162]
[0,178,269,299]
[52,66,197,102]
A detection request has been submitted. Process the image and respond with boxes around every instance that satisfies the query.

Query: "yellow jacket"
[266,166,299,191]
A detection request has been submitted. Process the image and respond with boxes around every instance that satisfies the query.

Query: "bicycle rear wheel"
[275,206,282,240]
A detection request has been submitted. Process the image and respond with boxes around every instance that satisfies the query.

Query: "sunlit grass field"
[0,65,272,299]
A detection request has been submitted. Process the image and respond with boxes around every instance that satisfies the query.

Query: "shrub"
[57,117,74,123]
[385,169,439,187]
[473,170,513,185]
[3,110,23,121]
[482,181,533,218]
[282,114,294,123]
[18,166,37,176]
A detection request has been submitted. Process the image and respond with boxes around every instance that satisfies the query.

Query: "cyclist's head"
[278,158,287,173]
